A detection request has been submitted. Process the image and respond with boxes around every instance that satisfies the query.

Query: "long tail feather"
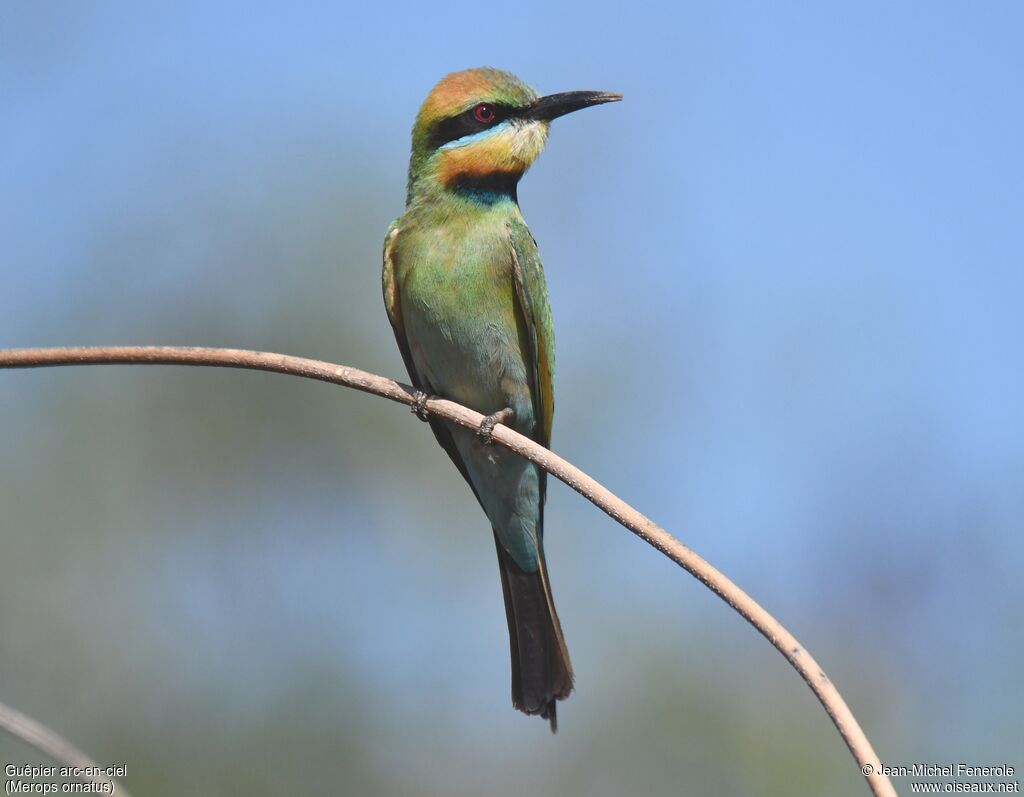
[494,534,573,731]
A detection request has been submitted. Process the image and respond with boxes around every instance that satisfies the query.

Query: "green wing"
[381,221,421,383]
[507,219,555,451]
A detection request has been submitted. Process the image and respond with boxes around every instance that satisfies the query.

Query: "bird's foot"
[477,407,515,445]
[411,390,430,422]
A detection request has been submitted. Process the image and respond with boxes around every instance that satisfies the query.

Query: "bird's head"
[407,67,620,201]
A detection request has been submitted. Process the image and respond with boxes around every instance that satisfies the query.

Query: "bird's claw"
[477,407,515,445]
[411,390,430,422]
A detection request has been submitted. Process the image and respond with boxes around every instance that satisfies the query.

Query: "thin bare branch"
[0,345,897,797]
[0,699,133,796]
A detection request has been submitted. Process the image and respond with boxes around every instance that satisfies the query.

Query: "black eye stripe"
[427,104,518,150]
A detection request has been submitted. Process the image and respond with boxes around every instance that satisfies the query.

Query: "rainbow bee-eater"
[382,67,619,729]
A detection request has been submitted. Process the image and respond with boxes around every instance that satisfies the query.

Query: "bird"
[382,67,620,730]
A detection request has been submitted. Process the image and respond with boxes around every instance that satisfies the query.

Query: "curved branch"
[0,699,133,797]
[0,346,897,797]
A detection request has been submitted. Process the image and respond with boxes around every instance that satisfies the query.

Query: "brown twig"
[0,699,133,796]
[0,345,897,797]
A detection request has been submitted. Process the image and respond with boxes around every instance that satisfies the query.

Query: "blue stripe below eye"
[439,120,512,150]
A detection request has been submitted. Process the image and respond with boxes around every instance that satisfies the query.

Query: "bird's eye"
[473,103,496,123]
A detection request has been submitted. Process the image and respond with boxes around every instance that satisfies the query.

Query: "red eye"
[473,103,496,123]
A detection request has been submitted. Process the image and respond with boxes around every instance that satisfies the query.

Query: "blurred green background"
[2,2,1022,795]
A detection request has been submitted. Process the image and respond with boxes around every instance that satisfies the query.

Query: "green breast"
[395,198,533,421]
